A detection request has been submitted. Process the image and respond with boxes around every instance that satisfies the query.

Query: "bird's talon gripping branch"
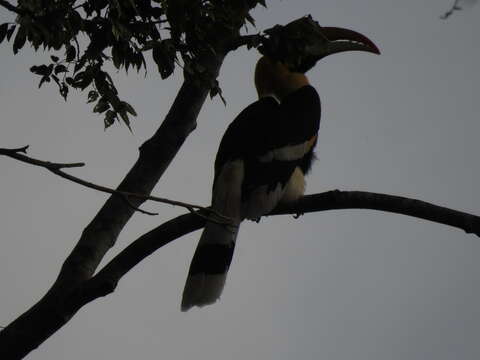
[293,212,304,219]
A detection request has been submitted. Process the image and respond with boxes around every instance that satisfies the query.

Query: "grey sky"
[1,1,479,359]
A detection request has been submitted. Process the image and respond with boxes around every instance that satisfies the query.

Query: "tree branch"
[2,188,478,357]
[0,72,227,360]
[0,145,84,169]
[272,190,480,236]
[227,34,263,51]
[0,145,230,223]
[0,0,25,16]
[61,79,221,287]
[75,213,206,305]
[0,2,253,353]
[0,6,313,359]
[441,0,463,19]
[74,189,480,305]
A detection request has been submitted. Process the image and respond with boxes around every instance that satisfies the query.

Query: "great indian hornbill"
[181,26,380,311]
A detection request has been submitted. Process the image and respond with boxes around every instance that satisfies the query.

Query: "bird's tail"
[181,221,239,311]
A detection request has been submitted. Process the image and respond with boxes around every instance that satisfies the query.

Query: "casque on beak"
[318,26,381,58]
[258,16,381,73]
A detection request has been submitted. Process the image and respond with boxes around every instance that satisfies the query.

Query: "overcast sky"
[1,1,480,359]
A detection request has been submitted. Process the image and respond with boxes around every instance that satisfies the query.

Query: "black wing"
[213,85,321,200]
[214,97,280,175]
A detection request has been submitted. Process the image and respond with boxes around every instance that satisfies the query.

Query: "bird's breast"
[281,167,306,203]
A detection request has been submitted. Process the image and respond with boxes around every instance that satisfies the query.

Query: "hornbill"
[181,26,380,311]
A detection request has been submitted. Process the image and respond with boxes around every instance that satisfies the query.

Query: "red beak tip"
[372,46,381,55]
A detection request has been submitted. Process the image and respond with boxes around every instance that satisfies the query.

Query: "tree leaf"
[210,82,226,105]
[6,25,16,41]
[54,64,68,74]
[30,65,49,76]
[66,45,76,62]
[73,57,86,73]
[74,71,93,90]
[13,26,27,54]
[51,74,60,85]
[112,45,123,69]
[60,83,69,100]
[122,101,137,116]
[93,98,110,113]
[132,52,144,71]
[38,76,51,88]
[65,77,74,85]
[104,110,116,129]
[245,13,256,27]
[0,23,8,44]
[87,90,99,103]
[152,40,176,79]
[118,110,132,132]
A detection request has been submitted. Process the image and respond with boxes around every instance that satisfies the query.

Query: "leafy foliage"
[1,2,333,129]
[0,0,267,128]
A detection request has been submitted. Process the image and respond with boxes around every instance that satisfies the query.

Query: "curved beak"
[319,26,380,58]
[258,16,381,73]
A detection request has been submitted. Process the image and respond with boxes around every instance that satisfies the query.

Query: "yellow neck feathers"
[254,56,309,100]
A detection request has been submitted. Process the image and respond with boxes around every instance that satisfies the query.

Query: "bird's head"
[255,22,380,100]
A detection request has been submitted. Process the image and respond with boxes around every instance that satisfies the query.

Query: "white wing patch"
[214,136,313,221]
[258,135,317,162]
[281,167,306,203]
[245,135,316,219]
[242,166,305,220]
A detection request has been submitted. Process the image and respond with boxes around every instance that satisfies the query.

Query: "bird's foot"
[293,211,304,219]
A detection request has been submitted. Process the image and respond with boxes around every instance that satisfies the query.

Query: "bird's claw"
[293,212,304,219]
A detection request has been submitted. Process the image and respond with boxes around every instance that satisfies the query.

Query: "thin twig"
[0,0,25,16]
[120,194,159,216]
[0,146,231,223]
[0,146,84,168]
[227,34,263,51]
[441,0,463,19]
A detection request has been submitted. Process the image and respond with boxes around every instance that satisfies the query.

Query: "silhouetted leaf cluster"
[0,0,268,128]
[1,2,340,127]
